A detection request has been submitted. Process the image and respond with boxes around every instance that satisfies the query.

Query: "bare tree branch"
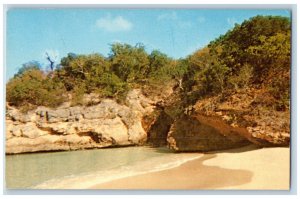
[45,52,55,71]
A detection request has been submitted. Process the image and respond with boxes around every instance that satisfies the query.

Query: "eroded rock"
[5,89,154,154]
[167,114,251,152]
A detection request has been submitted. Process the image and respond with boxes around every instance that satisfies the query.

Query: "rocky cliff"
[166,88,290,152]
[6,87,290,154]
[167,114,251,152]
[6,89,156,154]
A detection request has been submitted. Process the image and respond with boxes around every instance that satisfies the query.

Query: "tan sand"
[90,145,290,190]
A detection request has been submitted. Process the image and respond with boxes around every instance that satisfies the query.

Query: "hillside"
[6,15,291,153]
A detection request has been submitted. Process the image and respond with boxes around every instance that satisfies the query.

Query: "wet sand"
[90,146,290,190]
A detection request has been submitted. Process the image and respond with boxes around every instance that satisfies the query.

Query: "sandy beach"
[90,145,290,190]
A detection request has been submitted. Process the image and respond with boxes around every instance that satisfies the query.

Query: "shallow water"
[6,146,202,189]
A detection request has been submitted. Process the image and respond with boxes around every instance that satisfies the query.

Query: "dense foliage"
[6,15,291,112]
[7,43,182,109]
[6,67,66,112]
[182,15,291,110]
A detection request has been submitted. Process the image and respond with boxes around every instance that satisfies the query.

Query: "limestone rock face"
[6,89,155,154]
[167,114,251,152]
[193,89,290,147]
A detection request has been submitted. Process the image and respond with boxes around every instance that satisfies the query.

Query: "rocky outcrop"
[6,85,290,154]
[6,89,156,154]
[167,88,290,151]
[167,114,251,152]
[160,87,290,152]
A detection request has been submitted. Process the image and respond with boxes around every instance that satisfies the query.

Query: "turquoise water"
[5,147,202,189]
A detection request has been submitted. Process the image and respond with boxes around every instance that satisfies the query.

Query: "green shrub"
[182,15,290,110]
[70,84,86,106]
[7,15,290,114]
[268,73,290,111]
[96,72,129,99]
[6,68,66,111]
[110,43,150,83]
[228,64,253,90]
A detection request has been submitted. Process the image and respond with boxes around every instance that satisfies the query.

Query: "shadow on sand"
[91,153,253,190]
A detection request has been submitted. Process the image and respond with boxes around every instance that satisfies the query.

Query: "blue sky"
[6,8,290,81]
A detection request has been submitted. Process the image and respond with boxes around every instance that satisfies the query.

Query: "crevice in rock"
[111,137,117,145]
[77,131,100,143]
[45,111,50,122]
[147,110,174,147]
[36,125,61,135]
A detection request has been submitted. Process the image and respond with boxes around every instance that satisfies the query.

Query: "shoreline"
[31,148,203,189]
[89,146,290,190]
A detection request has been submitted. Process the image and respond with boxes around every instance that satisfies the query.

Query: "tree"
[246,32,290,80]
[14,61,42,77]
[7,68,65,111]
[182,15,290,110]
[183,46,229,95]
[45,52,57,71]
[148,50,171,74]
[59,53,110,92]
[110,43,150,82]
[208,15,290,80]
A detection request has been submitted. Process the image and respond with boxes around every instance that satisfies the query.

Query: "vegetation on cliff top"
[182,15,290,111]
[6,15,290,113]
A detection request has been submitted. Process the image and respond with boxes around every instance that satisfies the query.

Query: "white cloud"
[197,17,206,23]
[96,15,133,32]
[157,11,178,21]
[227,17,238,27]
